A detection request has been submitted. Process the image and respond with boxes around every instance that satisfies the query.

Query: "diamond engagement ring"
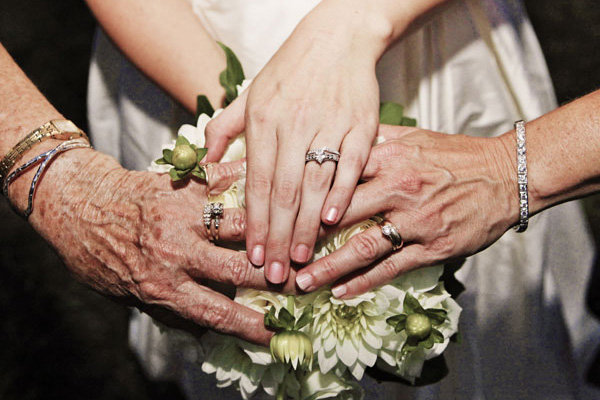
[381,222,404,251]
[305,147,340,165]
[203,202,224,241]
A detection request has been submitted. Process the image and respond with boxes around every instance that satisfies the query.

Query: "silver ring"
[381,222,403,251]
[305,147,340,165]
[203,202,223,241]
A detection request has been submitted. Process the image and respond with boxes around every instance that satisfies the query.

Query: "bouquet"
[149,44,462,400]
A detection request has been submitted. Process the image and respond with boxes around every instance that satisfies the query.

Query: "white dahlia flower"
[306,288,394,380]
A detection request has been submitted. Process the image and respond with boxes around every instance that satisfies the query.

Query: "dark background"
[0,1,598,399]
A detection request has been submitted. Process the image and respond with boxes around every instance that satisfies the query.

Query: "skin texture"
[84,0,226,111]
[296,91,600,297]
[203,0,450,285]
[0,44,297,346]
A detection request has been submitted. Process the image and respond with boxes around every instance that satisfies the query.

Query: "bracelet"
[514,120,528,232]
[0,119,88,186]
[2,139,91,219]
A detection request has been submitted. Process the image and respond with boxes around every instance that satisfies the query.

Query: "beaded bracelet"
[2,139,91,219]
[514,120,529,232]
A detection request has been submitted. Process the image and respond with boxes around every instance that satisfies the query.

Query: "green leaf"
[196,148,208,163]
[162,149,173,164]
[394,320,407,333]
[169,168,181,181]
[403,293,425,315]
[277,307,295,330]
[386,314,407,326]
[196,94,215,119]
[176,168,192,177]
[400,116,417,127]
[217,42,245,106]
[419,335,435,350]
[401,341,418,355]
[191,170,206,180]
[154,157,168,165]
[294,305,313,330]
[175,135,190,147]
[431,329,444,344]
[379,102,404,125]
[265,307,286,330]
[425,309,447,325]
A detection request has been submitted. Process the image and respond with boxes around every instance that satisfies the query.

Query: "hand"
[295,126,519,297]
[26,151,289,345]
[204,1,391,284]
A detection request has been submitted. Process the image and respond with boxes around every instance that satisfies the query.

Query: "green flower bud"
[171,144,197,170]
[270,330,313,370]
[405,313,432,341]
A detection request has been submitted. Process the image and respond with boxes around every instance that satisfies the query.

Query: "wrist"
[302,0,395,61]
[489,132,522,228]
[23,147,125,232]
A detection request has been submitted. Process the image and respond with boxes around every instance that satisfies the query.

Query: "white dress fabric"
[87,0,600,398]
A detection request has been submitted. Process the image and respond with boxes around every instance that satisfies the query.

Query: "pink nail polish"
[296,274,314,291]
[268,262,284,284]
[250,245,264,266]
[331,285,347,298]
[294,244,310,263]
[325,207,338,224]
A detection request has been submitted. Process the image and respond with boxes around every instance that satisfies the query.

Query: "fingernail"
[250,245,264,266]
[296,273,314,291]
[268,262,284,284]
[325,207,338,224]
[293,244,310,263]
[331,285,347,298]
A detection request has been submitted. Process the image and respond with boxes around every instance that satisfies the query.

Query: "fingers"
[244,114,277,268]
[321,124,373,225]
[204,90,248,162]
[211,208,247,242]
[263,140,306,283]
[290,148,337,264]
[205,159,246,195]
[330,245,427,298]
[377,124,418,141]
[172,280,273,345]
[296,221,415,292]
[186,243,266,288]
[336,178,391,228]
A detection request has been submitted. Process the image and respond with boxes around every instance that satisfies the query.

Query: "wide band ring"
[381,221,404,251]
[305,147,340,165]
[203,202,223,241]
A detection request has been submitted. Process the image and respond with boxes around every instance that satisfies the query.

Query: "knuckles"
[304,168,332,192]
[350,233,381,262]
[246,174,272,196]
[222,254,249,287]
[272,179,300,209]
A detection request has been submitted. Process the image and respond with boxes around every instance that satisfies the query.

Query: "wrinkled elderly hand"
[25,150,286,345]
[296,125,519,297]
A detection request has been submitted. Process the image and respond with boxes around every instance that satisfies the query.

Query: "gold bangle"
[0,119,88,185]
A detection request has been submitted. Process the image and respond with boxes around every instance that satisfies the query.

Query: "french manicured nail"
[296,273,314,291]
[331,285,347,298]
[324,207,338,224]
[250,245,264,266]
[293,244,310,263]
[268,262,284,284]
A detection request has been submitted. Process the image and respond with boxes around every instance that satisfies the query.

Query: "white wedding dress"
[87,0,600,398]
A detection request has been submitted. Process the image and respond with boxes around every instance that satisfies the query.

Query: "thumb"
[206,158,246,195]
[204,90,248,162]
